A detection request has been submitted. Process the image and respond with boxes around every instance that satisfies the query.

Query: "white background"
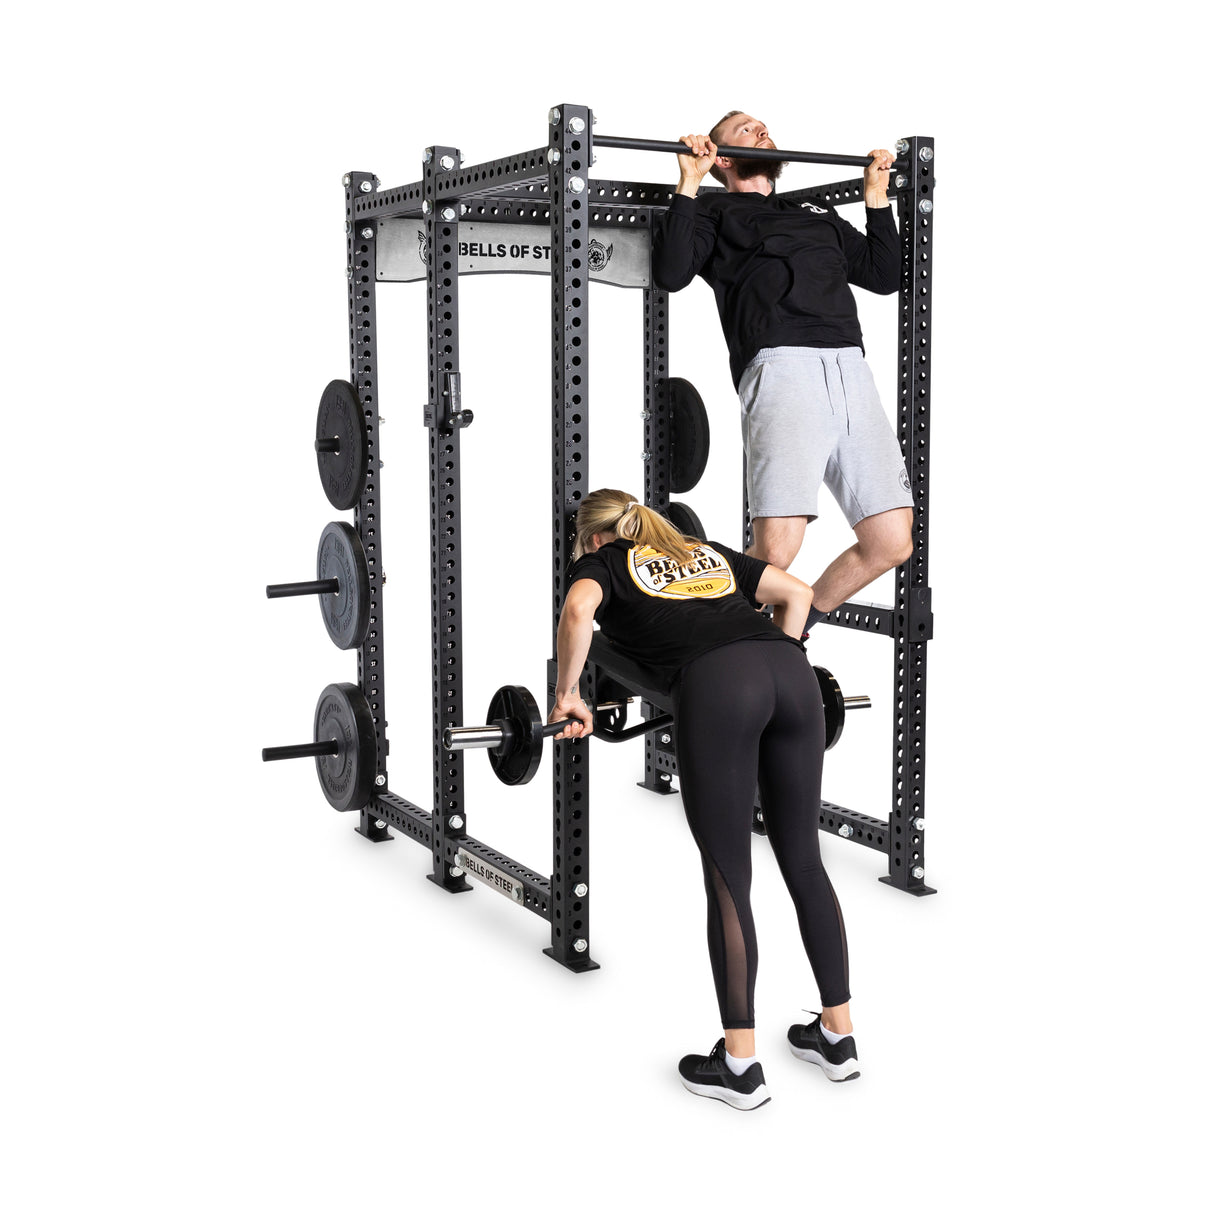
[4,3,1209,1210]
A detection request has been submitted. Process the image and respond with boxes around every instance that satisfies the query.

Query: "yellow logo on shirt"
[627,544,736,600]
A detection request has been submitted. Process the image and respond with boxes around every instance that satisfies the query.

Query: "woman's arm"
[549,578,603,739]
[755,564,815,639]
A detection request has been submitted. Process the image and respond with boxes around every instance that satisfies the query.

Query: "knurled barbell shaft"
[443,701,633,752]
[593,135,906,171]
[266,578,341,599]
[262,740,341,762]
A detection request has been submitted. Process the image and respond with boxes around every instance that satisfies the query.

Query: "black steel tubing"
[265,578,340,599]
[594,135,895,170]
[262,740,341,762]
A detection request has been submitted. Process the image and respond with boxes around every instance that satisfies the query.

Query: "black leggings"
[672,638,851,1030]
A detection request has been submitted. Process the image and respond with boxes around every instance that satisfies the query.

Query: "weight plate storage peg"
[315,379,367,511]
[264,522,371,651]
[667,378,710,494]
[667,500,707,542]
[261,682,377,813]
[813,665,871,750]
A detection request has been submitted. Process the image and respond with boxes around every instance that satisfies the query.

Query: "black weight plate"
[316,522,371,650]
[315,379,367,511]
[668,378,710,494]
[667,500,707,542]
[486,684,543,787]
[814,665,846,751]
[312,682,377,812]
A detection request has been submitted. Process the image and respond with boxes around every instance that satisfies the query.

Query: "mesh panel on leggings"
[705,856,754,1029]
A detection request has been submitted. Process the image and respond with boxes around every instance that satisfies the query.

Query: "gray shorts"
[738,346,914,527]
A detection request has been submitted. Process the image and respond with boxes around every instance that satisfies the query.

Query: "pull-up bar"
[593,135,901,170]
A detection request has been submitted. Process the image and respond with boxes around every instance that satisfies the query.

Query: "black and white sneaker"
[787,1014,861,1082]
[678,1038,771,1110]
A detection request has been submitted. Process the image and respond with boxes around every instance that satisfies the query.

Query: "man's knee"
[750,518,808,570]
[857,511,913,571]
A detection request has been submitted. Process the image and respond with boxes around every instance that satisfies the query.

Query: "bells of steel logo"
[417,229,430,265]
[588,238,614,272]
[627,544,735,600]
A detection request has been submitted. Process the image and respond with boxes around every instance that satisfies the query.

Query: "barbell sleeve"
[266,578,341,599]
[592,135,902,170]
[315,436,341,454]
[262,740,341,762]
[443,700,638,752]
[843,696,871,710]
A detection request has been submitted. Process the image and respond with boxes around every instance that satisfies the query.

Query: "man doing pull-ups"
[651,112,914,630]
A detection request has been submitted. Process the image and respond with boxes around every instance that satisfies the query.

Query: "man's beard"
[734,149,786,182]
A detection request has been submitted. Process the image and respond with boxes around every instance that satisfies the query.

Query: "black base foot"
[638,778,678,796]
[543,946,601,973]
[427,872,473,894]
[878,876,938,897]
[357,814,393,843]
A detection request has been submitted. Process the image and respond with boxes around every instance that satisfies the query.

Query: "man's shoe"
[787,1014,860,1081]
[678,1038,771,1110]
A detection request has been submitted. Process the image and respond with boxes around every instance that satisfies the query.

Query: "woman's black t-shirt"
[569,538,801,690]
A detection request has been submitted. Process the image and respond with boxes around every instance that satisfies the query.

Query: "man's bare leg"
[748,515,810,569]
[811,507,913,611]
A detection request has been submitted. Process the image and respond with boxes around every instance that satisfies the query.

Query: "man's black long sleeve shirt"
[651,191,900,389]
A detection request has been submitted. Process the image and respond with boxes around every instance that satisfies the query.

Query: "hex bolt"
[895,174,907,189]
[641,451,651,461]
[573,938,588,953]
[838,824,854,838]
[440,154,455,170]
[567,116,586,134]
[459,203,469,215]
[346,268,353,281]
[568,176,585,193]
[895,138,910,155]
[449,815,464,831]
[374,774,386,787]
[511,886,523,903]
[639,410,651,420]
[549,107,561,124]
[912,866,925,881]
[660,773,671,783]
[913,817,927,831]
[919,198,934,214]
[547,148,562,164]
[573,882,588,898]
[374,819,387,830]
[422,200,433,215]
[342,174,351,186]
[359,180,373,193]
[756,810,765,822]
[449,865,462,879]
[424,148,434,164]
[345,220,352,233]
[919,146,934,162]
[440,205,456,221]
[360,227,373,239]
[660,733,671,746]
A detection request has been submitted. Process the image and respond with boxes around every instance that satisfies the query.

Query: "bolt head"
[360,226,373,239]
[838,824,854,838]
[639,410,651,420]
[440,154,455,170]
[440,205,456,221]
[659,733,671,745]
[659,773,671,783]
[568,176,585,194]
[549,107,561,124]
[912,866,925,881]
[547,148,562,164]
[919,146,934,162]
[346,268,353,281]
[342,174,351,186]
[449,815,464,831]
[894,174,907,189]
[573,938,588,953]
[422,200,433,215]
[374,819,387,830]
[641,451,651,461]
[459,203,469,215]
[424,148,434,163]
[913,817,927,831]
[573,882,588,898]
[895,138,910,155]
[449,865,462,879]
[359,179,373,193]
[918,198,934,214]
[567,116,585,134]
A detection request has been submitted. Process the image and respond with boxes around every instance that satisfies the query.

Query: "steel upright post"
[881,136,936,896]
[423,145,472,894]
[344,171,392,845]
[545,103,598,971]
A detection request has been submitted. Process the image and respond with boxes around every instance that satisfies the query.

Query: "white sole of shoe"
[788,1043,861,1081]
[679,1077,771,1110]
